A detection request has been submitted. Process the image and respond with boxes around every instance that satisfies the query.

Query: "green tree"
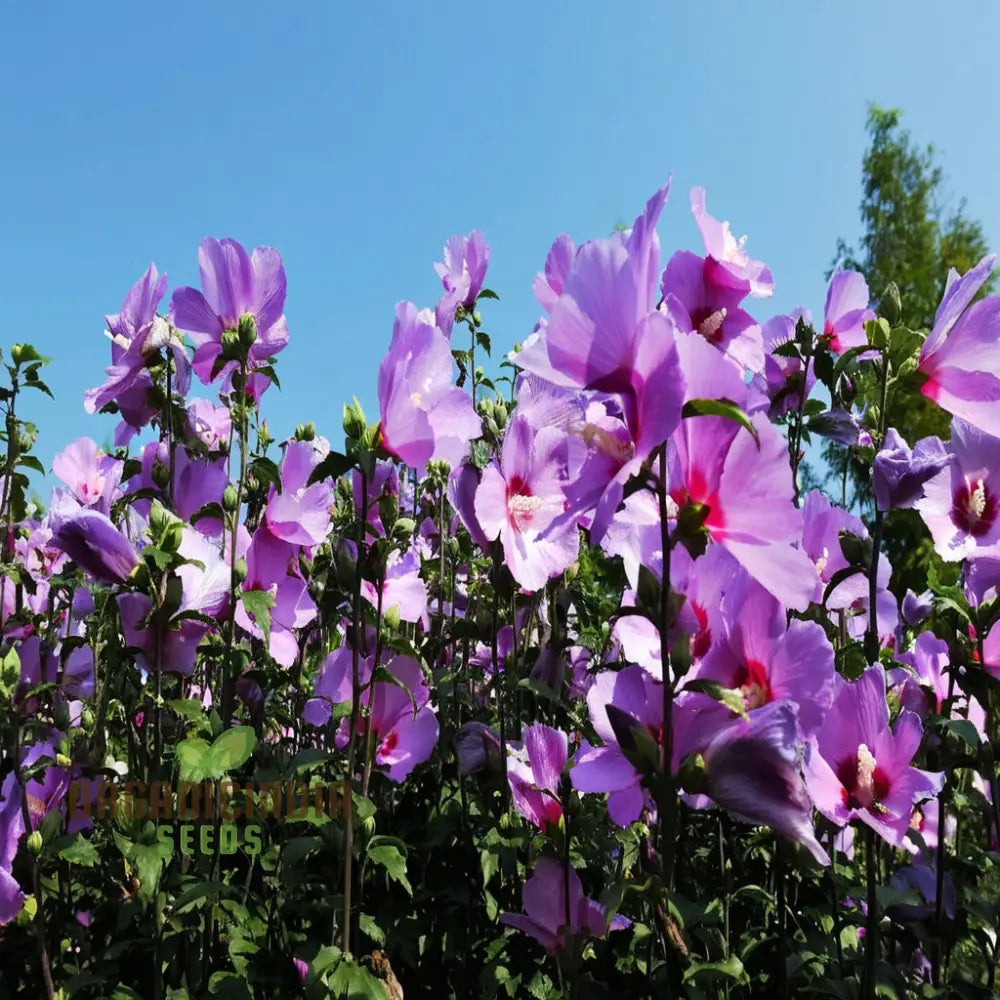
[827,105,995,596]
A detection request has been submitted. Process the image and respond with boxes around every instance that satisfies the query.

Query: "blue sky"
[2,2,998,487]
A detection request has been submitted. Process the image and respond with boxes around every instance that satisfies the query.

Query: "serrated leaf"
[55,833,99,866]
[367,843,412,896]
[359,913,386,946]
[239,588,274,646]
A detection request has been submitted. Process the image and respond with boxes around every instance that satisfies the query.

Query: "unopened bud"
[151,462,170,489]
[880,282,902,326]
[55,753,73,769]
[677,752,707,795]
[53,703,71,732]
[361,815,376,839]
[27,831,43,855]
[81,708,95,731]
[233,557,248,586]
[221,328,241,358]
[222,484,239,513]
[238,313,258,348]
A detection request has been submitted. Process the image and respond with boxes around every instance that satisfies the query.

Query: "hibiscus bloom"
[475,413,584,591]
[169,237,289,398]
[377,301,481,474]
[918,254,1000,437]
[804,665,942,847]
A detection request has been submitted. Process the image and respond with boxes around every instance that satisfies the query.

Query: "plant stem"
[863,825,878,1000]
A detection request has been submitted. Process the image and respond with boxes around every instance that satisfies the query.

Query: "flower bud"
[222,484,239,513]
[81,708,95,731]
[238,313,258,348]
[880,281,902,326]
[233,557,248,586]
[27,831,43,855]
[221,327,241,358]
[53,703,71,733]
[361,815,376,839]
[151,462,170,489]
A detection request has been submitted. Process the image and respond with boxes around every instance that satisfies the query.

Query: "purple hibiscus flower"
[51,438,123,516]
[169,237,289,398]
[873,428,949,512]
[918,254,1000,436]
[434,230,491,334]
[47,493,138,585]
[694,581,835,736]
[916,418,1000,560]
[332,655,439,782]
[377,301,481,475]
[360,547,428,627]
[661,250,764,372]
[890,631,950,716]
[821,271,875,354]
[185,398,231,451]
[85,264,192,445]
[500,858,629,953]
[265,440,334,548]
[236,527,317,667]
[668,407,817,611]
[507,723,568,831]
[455,721,502,776]
[572,666,661,826]
[690,187,773,299]
[0,773,26,925]
[804,665,942,847]
[683,700,830,865]
[475,413,584,592]
[532,234,575,313]
[748,310,818,419]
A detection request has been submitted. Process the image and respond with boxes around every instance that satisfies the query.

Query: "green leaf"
[54,833,99,866]
[176,737,214,782]
[831,344,872,386]
[683,678,748,720]
[209,726,257,773]
[682,955,749,986]
[169,880,239,914]
[367,842,412,896]
[359,913,386,946]
[249,456,282,493]
[477,288,500,301]
[239,588,274,647]
[937,717,981,748]
[17,454,46,475]
[682,398,759,447]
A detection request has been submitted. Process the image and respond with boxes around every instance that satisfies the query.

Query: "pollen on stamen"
[507,493,544,531]
[971,480,988,519]
[698,308,727,341]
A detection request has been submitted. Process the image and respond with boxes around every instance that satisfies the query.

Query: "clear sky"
[2,2,998,484]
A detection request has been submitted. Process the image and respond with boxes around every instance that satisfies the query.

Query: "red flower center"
[733,658,772,710]
[951,478,997,537]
